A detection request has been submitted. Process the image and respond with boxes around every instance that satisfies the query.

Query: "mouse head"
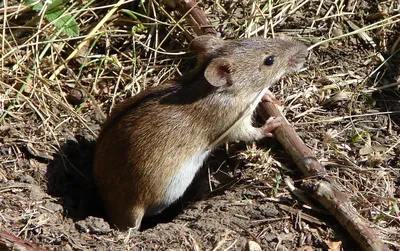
[190,35,308,93]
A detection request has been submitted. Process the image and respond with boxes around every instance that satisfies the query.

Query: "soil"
[1,0,400,250]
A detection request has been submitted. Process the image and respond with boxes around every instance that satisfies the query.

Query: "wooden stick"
[0,231,46,251]
[170,1,390,250]
[258,102,389,251]
[168,0,217,35]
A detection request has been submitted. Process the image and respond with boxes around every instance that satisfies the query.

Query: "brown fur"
[93,35,308,230]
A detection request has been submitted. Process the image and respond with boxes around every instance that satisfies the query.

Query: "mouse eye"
[263,56,275,66]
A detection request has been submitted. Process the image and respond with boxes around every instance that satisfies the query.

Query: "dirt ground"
[1,0,400,250]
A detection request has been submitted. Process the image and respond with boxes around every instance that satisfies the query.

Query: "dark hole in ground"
[46,135,102,220]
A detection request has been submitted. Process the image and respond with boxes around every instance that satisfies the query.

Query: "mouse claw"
[262,116,283,137]
[261,90,282,105]
[261,90,276,102]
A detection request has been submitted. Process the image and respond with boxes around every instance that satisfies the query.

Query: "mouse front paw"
[262,116,283,137]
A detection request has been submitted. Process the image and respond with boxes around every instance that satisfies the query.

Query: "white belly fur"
[147,150,211,216]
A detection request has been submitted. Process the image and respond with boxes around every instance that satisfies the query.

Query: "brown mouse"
[93,35,308,230]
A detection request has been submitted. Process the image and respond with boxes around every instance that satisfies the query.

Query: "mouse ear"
[204,58,232,87]
[189,35,225,57]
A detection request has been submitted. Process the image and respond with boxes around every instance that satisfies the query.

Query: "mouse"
[93,35,308,230]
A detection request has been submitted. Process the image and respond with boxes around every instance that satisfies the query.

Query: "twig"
[0,231,46,251]
[168,0,217,36]
[258,101,389,251]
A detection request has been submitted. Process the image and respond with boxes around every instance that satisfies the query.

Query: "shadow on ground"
[46,136,104,221]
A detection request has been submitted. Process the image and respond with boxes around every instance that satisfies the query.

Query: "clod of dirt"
[75,216,111,235]
[245,203,279,219]
[29,185,46,200]
[44,201,63,212]
[15,174,37,184]
[242,189,263,199]
[67,88,86,105]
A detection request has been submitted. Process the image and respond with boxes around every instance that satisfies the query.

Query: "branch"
[258,102,389,251]
[0,231,46,251]
[166,0,217,35]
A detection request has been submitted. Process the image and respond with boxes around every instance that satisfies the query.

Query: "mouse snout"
[289,48,308,72]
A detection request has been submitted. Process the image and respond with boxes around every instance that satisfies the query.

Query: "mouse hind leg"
[110,205,145,231]
[128,206,145,230]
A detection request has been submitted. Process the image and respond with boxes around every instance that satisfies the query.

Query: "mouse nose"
[289,54,307,72]
[289,45,308,70]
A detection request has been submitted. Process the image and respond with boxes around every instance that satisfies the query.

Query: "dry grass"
[1,0,399,250]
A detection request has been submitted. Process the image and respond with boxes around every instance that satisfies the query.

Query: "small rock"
[60,244,74,251]
[276,245,289,251]
[246,240,262,251]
